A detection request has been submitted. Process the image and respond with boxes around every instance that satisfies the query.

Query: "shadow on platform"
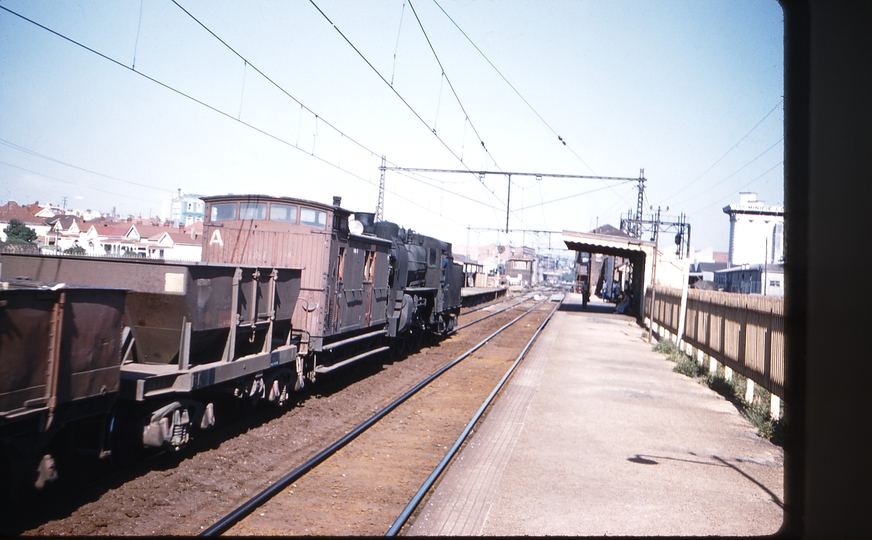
[559,302,618,314]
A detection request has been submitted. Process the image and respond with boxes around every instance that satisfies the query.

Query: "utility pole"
[376,155,386,222]
[622,209,691,259]
[505,174,511,233]
[648,205,665,344]
[634,169,645,238]
[763,237,768,296]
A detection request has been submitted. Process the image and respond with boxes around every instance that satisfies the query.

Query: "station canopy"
[561,229,655,259]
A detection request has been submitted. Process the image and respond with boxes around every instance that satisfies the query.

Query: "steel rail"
[386,293,564,536]
[451,295,532,333]
[460,291,517,315]
[200,297,546,536]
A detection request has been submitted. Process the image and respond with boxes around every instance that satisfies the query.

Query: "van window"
[300,207,327,228]
[210,202,237,221]
[270,204,297,223]
[240,202,267,220]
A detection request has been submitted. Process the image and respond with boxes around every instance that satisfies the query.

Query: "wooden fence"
[644,286,785,399]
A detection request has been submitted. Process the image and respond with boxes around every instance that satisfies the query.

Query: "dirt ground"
[3,294,549,536]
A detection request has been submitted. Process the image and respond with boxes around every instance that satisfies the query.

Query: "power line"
[669,137,783,208]
[430,0,594,174]
[661,98,784,204]
[0,159,159,203]
[406,0,502,172]
[430,0,635,211]
[0,4,380,193]
[172,0,507,222]
[0,137,172,193]
[686,160,783,215]
[0,3,511,232]
[306,0,503,207]
[170,1,384,173]
[514,181,632,212]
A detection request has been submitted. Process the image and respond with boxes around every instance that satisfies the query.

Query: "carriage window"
[210,202,237,221]
[240,202,267,220]
[270,204,297,223]
[300,207,327,228]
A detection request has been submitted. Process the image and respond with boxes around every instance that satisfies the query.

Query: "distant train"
[0,194,464,496]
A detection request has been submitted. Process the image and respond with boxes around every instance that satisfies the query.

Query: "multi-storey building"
[723,192,784,267]
[162,190,206,227]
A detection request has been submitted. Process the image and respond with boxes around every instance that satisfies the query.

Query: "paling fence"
[644,285,785,403]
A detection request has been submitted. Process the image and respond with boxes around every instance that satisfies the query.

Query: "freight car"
[0,193,463,493]
[2,256,302,469]
[0,280,126,497]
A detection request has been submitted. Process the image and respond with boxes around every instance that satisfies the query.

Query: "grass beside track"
[652,339,784,446]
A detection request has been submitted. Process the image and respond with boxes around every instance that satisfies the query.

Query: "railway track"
[4,292,557,536]
[204,294,562,536]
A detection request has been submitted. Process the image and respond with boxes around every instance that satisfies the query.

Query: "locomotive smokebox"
[355,212,376,234]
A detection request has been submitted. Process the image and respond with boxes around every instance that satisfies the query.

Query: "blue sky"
[0,0,783,255]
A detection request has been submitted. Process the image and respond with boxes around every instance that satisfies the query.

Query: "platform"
[408,293,784,536]
[459,286,506,307]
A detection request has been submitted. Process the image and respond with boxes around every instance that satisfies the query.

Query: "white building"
[162,190,206,227]
[723,192,784,267]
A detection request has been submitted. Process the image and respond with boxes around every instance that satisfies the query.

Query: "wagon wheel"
[108,404,143,468]
[239,377,263,417]
[271,372,292,407]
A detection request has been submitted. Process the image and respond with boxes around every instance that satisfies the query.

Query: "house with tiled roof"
[82,223,141,256]
[146,231,202,261]
[0,201,49,243]
[43,214,87,252]
[32,203,65,218]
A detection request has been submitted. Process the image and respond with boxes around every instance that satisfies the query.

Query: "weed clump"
[651,338,783,445]
[653,338,678,355]
[674,354,705,377]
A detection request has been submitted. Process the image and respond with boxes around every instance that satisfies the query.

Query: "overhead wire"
[0,3,511,234]
[0,159,160,203]
[170,0,385,173]
[0,4,382,197]
[686,160,783,215]
[306,0,506,216]
[429,0,631,210]
[0,137,173,193]
[390,0,406,86]
[514,180,633,212]
[407,0,503,173]
[174,0,508,225]
[660,98,784,204]
[669,137,784,208]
